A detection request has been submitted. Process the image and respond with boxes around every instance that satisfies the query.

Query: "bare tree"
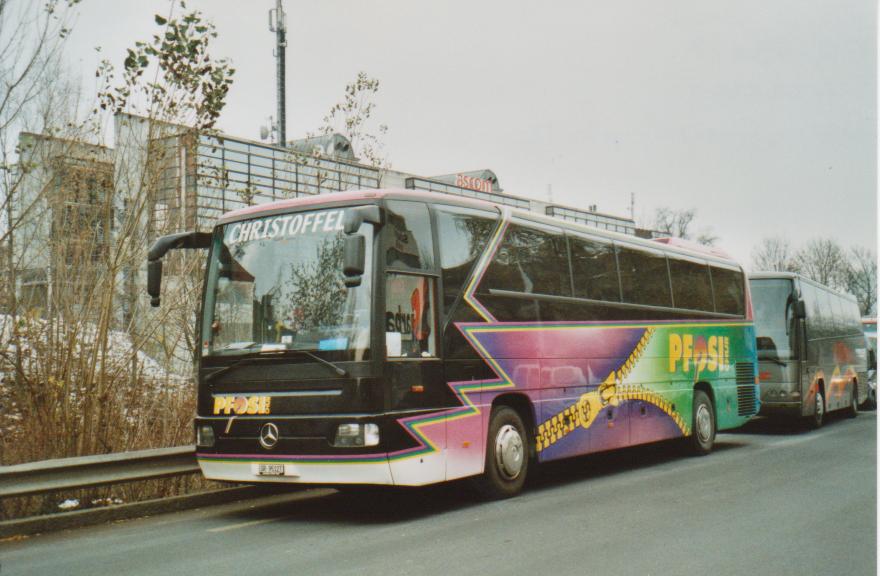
[320,71,389,170]
[751,237,797,272]
[1,1,235,467]
[0,1,90,473]
[0,0,83,247]
[844,246,877,316]
[651,206,717,246]
[792,238,849,291]
[1,1,237,520]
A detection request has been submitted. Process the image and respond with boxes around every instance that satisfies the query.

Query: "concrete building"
[12,132,115,312]
[12,112,651,314]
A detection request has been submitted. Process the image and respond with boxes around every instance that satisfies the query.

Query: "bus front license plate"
[255,463,286,476]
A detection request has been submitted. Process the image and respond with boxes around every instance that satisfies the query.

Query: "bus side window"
[829,292,846,333]
[845,299,862,335]
[800,282,818,325]
[617,245,672,308]
[383,201,435,271]
[434,205,498,314]
[817,289,834,340]
[569,234,620,302]
[710,266,745,316]
[482,221,570,297]
[668,256,713,312]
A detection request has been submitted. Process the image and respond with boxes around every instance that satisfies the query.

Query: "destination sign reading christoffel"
[226,209,346,245]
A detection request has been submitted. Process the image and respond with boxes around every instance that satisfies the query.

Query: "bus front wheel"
[688,390,715,456]
[473,405,529,499]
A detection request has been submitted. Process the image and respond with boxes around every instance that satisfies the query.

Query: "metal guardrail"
[0,446,199,499]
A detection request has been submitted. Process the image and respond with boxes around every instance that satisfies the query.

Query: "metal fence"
[0,446,198,499]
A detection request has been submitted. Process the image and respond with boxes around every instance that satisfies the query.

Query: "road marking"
[205,488,335,533]
[208,516,285,533]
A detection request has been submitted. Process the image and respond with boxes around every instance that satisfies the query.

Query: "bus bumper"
[758,381,802,416]
[758,400,802,416]
[192,411,472,487]
[196,455,395,485]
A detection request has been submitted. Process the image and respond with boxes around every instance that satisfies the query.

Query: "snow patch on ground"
[57,499,80,510]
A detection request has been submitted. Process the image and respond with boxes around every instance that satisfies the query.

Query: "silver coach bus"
[749,272,868,427]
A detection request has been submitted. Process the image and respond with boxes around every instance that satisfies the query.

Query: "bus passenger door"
[384,273,446,485]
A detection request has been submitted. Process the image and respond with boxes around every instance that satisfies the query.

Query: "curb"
[0,485,289,539]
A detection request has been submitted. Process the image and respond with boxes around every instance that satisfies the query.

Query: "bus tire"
[846,382,858,418]
[862,387,877,410]
[688,390,715,456]
[473,405,529,499]
[808,390,825,429]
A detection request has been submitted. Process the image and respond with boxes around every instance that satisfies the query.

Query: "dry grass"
[0,310,213,520]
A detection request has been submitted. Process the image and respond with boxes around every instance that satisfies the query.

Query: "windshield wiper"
[205,354,270,384]
[269,349,348,377]
[758,355,788,367]
[205,348,348,383]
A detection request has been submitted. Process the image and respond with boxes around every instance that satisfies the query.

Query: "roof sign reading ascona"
[225,209,346,245]
[456,174,493,193]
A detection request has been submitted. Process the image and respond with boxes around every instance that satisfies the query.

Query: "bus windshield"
[750,278,795,361]
[201,207,373,360]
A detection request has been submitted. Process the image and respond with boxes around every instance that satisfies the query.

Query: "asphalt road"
[1,412,876,576]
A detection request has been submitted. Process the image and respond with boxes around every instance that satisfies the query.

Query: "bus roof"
[218,188,743,268]
[749,271,859,303]
[749,271,800,280]
[218,189,494,222]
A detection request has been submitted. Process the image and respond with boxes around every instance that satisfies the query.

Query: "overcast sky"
[61,0,877,265]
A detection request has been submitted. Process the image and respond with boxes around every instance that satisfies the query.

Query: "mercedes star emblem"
[259,422,279,449]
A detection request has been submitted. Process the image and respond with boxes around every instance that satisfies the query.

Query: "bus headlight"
[333,423,379,447]
[196,425,215,447]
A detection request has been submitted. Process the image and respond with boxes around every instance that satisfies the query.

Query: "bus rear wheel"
[846,383,858,418]
[473,405,529,499]
[688,390,715,456]
[809,391,825,429]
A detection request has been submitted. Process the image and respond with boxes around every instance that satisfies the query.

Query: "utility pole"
[269,0,287,146]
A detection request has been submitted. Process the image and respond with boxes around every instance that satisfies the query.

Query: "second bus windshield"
[751,278,795,361]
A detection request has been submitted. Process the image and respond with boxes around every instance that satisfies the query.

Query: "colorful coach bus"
[147,189,759,498]
[749,272,868,427]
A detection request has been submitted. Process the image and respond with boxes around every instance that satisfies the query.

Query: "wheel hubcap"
[495,424,524,480]
[696,404,712,443]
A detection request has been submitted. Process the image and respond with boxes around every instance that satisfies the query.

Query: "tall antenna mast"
[269,0,287,146]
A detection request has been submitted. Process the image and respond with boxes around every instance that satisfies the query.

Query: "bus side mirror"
[147,260,163,306]
[344,205,383,234]
[343,234,366,288]
[793,299,806,319]
[146,230,211,307]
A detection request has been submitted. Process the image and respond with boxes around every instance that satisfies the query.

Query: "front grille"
[735,361,757,416]
[735,362,755,384]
